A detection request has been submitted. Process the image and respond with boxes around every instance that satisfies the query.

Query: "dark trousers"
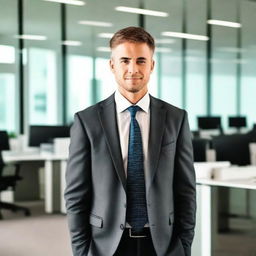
[114,228,157,256]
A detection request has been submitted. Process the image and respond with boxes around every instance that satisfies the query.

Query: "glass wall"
[0,0,19,133]
[211,0,238,130]
[23,0,62,129]
[1,0,256,133]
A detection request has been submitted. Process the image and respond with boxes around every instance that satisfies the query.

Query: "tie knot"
[127,105,140,118]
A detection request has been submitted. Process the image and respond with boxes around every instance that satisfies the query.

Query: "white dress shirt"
[114,90,150,179]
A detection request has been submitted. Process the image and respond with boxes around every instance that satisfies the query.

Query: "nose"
[128,61,139,74]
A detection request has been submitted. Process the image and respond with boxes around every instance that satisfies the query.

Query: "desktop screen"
[29,125,70,147]
[197,116,222,130]
[228,116,247,128]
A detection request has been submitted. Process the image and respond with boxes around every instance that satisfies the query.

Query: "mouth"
[125,77,143,80]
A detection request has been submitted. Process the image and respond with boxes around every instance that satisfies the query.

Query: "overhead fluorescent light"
[79,20,113,27]
[162,31,209,41]
[207,19,241,28]
[98,33,114,39]
[0,45,15,64]
[62,40,82,46]
[155,47,172,53]
[97,47,111,52]
[115,6,168,17]
[43,0,85,6]
[14,34,47,40]
[155,38,175,44]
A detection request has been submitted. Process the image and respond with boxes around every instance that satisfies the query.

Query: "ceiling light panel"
[98,33,114,39]
[207,19,241,28]
[162,32,209,41]
[115,6,169,17]
[15,35,47,40]
[43,0,85,6]
[79,21,113,27]
[62,40,82,46]
[97,47,111,52]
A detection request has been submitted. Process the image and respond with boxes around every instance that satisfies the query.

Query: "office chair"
[192,138,211,162]
[211,133,251,166]
[0,131,31,219]
[211,133,253,228]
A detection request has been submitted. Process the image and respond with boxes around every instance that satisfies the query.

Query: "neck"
[118,89,148,104]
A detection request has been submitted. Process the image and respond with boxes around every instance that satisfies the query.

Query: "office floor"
[1,202,256,256]
[214,217,256,256]
[0,201,72,256]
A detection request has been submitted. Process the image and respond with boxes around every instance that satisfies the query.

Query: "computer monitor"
[28,125,70,147]
[197,116,222,130]
[228,116,247,129]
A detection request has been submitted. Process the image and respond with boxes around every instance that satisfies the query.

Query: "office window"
[240,1,256,128]
[95,58,116,102]
[0,74,16,132]
[28,48,58,125]
[145,0,183,108]
[210,0,238,129]
[186,0,207,130]
[67,55,93,122]
[23,0,62,128]
[0,45,15,64]
[0,0,18,133]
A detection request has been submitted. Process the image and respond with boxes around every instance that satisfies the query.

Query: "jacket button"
[120,224,125,230]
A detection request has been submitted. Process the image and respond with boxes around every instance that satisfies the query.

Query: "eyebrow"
[119,57,147,61]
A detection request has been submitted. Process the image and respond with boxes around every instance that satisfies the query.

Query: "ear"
[109,58,115,73]
[151,59,155,73]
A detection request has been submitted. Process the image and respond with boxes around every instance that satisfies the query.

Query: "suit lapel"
[98,94,126,192]
[147,96,166,194]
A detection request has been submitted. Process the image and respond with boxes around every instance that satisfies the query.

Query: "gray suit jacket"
[65,94,196,256]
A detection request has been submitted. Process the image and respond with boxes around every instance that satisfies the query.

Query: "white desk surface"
[4,152,256,190]
[2,150,68,162]
[197,178,256,190]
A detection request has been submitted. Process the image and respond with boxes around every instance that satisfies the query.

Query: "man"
[65,26,196,256]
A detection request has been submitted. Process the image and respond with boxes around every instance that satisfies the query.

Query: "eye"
[121,59,129,64]
[137,60,146,64]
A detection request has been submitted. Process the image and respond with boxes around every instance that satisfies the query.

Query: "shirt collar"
[114,90,150,113]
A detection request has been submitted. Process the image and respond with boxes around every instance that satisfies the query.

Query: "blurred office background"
[1,0,256,134]
[1,0,256,255]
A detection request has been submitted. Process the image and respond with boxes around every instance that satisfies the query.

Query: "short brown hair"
[110,26,155,52]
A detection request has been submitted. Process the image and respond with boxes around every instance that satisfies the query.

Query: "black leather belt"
[124,228,150,238]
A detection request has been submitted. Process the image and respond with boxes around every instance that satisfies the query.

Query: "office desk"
[194,172,256,256]
[2,151,68,214]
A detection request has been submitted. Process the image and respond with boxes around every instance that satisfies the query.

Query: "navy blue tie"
[126,106,148,232]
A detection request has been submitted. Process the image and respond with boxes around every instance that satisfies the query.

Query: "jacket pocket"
[169,212,174,225]
[89,214,103,228]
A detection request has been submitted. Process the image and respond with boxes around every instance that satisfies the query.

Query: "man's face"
[109,42,155,98]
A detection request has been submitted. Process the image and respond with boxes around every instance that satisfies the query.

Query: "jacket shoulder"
[150,95,186,117]
[75,94,114,119]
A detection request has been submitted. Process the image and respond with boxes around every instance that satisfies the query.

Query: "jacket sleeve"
[64,113,92,256]
[173,111,196,256]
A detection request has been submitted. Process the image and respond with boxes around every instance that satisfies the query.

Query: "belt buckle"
[129,228,147,238]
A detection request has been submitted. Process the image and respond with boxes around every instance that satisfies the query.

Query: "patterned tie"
[126,106,148,232]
